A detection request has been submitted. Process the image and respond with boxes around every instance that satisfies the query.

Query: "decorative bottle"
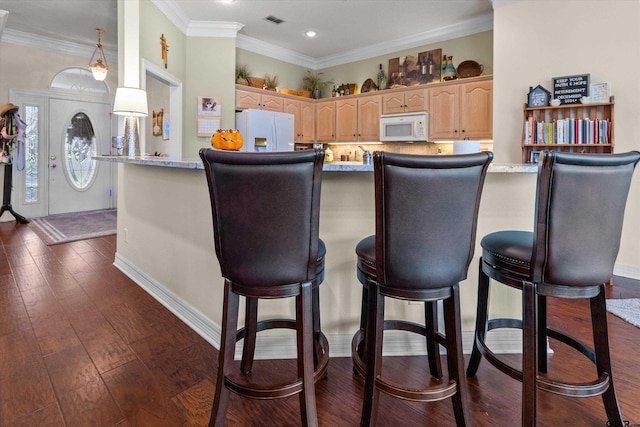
[377,64,386,90]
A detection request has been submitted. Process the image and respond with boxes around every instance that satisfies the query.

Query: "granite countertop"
[94,155,538,173]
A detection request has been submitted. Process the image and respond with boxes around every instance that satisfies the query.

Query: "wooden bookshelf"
[522,96,614,163]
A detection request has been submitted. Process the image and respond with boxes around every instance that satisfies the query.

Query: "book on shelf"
[524,115,610,145]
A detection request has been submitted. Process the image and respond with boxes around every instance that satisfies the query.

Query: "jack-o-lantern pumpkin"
[211,129,244,150]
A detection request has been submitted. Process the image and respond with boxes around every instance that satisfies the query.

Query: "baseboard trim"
[114,252,529,359]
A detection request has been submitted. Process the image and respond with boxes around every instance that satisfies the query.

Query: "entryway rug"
[30,209,117,245]
[607,298,640,329]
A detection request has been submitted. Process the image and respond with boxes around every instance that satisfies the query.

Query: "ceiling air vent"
[265,15,284,24]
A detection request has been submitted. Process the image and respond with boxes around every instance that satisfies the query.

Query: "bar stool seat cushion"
[481,231,532,280]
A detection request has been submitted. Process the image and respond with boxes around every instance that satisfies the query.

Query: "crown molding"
[186,21,244,38]
[236,34,317,69]
[0,28,117,64]
[0,10,8,37]
[150,0,190,33]
[490,0,522,8]
[315,12,494,69]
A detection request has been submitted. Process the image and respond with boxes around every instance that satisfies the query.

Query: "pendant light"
[88,28,108,81]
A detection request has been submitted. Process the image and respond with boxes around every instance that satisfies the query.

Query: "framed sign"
[590,82,609,103]
[553,74,590,105]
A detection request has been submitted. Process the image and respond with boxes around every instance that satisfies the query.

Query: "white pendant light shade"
[113,87,148,117]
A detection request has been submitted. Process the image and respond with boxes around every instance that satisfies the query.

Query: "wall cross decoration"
[161,34,169,68]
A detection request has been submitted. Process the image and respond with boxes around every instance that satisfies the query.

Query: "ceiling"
[0,0,494,67]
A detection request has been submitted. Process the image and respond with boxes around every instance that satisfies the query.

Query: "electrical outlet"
[124,228,128,243]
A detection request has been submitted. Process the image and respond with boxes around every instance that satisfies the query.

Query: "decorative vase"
[442,56,457,81]
[312,89,321,99]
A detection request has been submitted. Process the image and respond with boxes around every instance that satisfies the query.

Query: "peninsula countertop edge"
[94,155,538,173]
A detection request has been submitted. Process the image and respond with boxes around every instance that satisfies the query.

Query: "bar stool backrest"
[374,151,493,289]
[199,149,325,288]
[531,151,640,287]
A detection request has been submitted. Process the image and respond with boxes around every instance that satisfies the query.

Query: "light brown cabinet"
[316,100,336,142]
[335,98,357,141]
[334,95,382,142]
[357,95,382,141]
[429,79,492,140]
[236,78,492,143]
[382,88,427,115]
[236,87,283,112]
[284,98,316,142]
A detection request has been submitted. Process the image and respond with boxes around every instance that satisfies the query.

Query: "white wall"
[492,0,640,275]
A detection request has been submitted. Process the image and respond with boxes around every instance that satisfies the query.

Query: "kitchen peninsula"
[100,154,536,357]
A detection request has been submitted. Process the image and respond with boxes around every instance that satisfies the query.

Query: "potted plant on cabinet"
[264,73,279,91]
[301,70,331,99]
[236,64,250,85]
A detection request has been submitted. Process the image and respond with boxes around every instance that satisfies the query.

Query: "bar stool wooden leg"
[361,285,384,427]
[537,295,548,373]
[522,280,537,427]
[240,297,258,374]
[467,260,490,377]
[444,283,470,427]
[297,282,318,427]
[591,288,623,424]
[210,280,240,427]
[425,301,443,379]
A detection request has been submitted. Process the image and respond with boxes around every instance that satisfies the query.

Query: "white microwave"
[380,112,429,142]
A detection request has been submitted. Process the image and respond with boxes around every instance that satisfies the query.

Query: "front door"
[48,98,112,215]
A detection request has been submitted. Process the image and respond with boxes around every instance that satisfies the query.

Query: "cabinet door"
[429,86,460,140]
[335,98,358,141]
[381,93,405,115]
[357,95,381,141]
[260,93,284,112]
[300,101,316,142]
[460,81,492,139]
[236,89,261,110]
[283,99,302,139]
[316,101,335,142]
[404,89,427,113]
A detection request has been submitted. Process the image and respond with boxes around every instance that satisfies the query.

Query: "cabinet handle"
[454,130,458,133]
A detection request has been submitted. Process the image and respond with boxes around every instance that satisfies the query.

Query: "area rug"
[606,298,640,328]
[30,209,117,245]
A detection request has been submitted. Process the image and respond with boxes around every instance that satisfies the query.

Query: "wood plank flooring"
[1,221,639,426]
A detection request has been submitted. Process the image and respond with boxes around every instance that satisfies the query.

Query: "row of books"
[524,116,611,145]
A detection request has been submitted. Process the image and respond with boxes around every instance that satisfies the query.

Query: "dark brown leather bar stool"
[199,148,329,427]
[466,151,640,426]
[352,151,493,426]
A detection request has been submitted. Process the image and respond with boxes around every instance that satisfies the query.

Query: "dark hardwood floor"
[1,221,639,426]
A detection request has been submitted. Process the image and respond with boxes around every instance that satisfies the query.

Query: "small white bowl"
[551,99,561,106]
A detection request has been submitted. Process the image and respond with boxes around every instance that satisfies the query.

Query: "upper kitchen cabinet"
[236,86,284,112]
[382,87,427,115]
[429,77,493,140]
[284,98,316,142]
[316,100,336,142]
[335,94,382,142]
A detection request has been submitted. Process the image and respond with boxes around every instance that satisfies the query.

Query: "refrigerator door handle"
[272,116,278,151]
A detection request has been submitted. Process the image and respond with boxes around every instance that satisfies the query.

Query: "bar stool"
[466,151,640,426]
[352,151,493,426]
[199,148,329,427]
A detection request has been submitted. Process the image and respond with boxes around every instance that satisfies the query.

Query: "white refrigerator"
[235,109,295,152]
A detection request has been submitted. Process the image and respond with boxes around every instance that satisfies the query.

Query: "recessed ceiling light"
[305,30,317,38]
